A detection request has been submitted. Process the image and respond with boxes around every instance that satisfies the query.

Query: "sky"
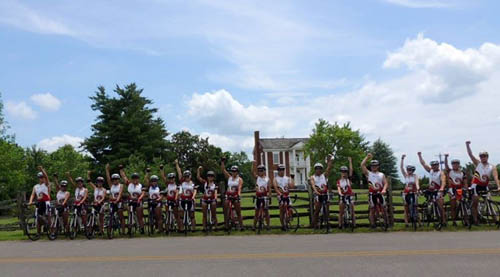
[1,0,500,171]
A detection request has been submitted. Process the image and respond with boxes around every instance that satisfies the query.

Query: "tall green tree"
[369,138,399,186]
[304,119,369,188]
[45,145,90,183]
[82,83,169,170]
[0,140,27,202]
[0,92,13,142]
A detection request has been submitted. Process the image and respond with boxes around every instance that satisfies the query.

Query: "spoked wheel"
[85,215,96,240]
[322,204,330,234]
[434,205,442,231]
[288,207,300,232]
[25,215,41,241]
[147,211,154,237]
[69,215,79,240]
[107,215,114,240]
[410,204,418,231]
[48,217,60,241]
[128,215,137,238]
[348,205,355,232]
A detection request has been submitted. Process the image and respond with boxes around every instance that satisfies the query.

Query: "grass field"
[1,190,499,241]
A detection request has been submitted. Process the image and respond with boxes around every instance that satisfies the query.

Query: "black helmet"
[131,173,140,179]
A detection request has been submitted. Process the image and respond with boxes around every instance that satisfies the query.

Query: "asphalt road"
[1,231,499,277]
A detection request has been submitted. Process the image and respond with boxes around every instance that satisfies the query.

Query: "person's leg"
[137,206,144,229]
[450,198,457,225]
[202,202,208,231]
[99,208,105,234]
[438,197,446,224]
[211,201,218,228]
[339,202,345,228]
[118,208,126,233]
[253,200,258,229]
[63,210,69,233]
[190,201,196,231]
[234,201,244,228]
[155,206,162,231]
[224,199,230,230]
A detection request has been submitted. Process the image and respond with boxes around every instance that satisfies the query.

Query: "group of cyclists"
[27,140,499,238]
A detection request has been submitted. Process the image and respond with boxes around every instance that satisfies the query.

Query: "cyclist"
[361,153,389,228]
[400,154,420,227]
[53,174,70,234]
[28,166,52,233]
[466,141,500,225]
[252,162,271,231]
[176,159,197,232]
[444,154,468,226]
[274,164,295,231]
[221,158,244,231]
[145,169,163,232]
[67,173,89,228]
[87,171,106,235]
[418,152,446,226]
[105,163,126,234]
[120,168,145,234]
[160,168,181,231]
[197,166,218,232]
[310,155,333,229]
[337,157,355,229]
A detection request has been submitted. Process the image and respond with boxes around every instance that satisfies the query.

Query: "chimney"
[253,131,260,164]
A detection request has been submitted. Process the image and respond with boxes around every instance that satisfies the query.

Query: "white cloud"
[5,101,37,120]
[200,132,254,153]
[383,0,456,8]
[30,93,62,111]
[38,135,84,152]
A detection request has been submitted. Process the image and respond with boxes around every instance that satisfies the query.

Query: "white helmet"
[314,163,324,169]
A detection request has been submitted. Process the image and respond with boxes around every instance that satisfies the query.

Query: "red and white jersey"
[448,170,465,189]
[56,190,69,205]
[429,170,442,191]
[256,176,269,197]
[148,186,161,200]
[128,183,143,199]
[313,174,328,194]
[75,187,87,204]
[275,176,290,196]
[473,163,494,186]
[166,183,178,200]
[34,183,50,201]
[227,176,240,195]
[203,182,217,200]
[368,171,385,193]
[94,187,106,202]
[404,175,417,193]
[180,181,195,199]
[337,178,353,195]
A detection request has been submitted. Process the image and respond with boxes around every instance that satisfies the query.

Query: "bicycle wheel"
[147,210,154,236]
[288,207,300,232]
[128,212,135,238]
[48,215,58,241]
[25,214,40,241]
[349,204,355,232]
[381,207,389,232]
[107,213,114,239]
[487,200,500,225]
[69,215,78,240]
[434,204,442,230]
[183,210,189,236]
[85,214,95,240]
[323,203,330,233]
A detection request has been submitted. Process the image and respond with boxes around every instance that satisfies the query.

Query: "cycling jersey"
[203,182,217,200]
[166,183,178,201]
[313,174,328,195]
[337,178,353,196]
[179,181,195,200]
[472,163,494,187]
[404,175,417,193]
[56,190,69,205]
[275,175,291,196]
[110,184,121,200]
[94,187,106,202]
[368,171,385,193]
[75,187,87,205]
[227,176,240,195]
[34,183,50,202]
[429,170,442,191]
[448,170,465,189]
[256,176,269,197]
[128,183,143,200]
[148,186,161,201]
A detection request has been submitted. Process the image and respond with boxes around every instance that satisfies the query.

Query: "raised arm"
[415,174,420,191]
[417,152,431,173]
[325,154,334,177]
[361,153,372,176]
[251,161,258,179]
[159,164,167,184]
[175,159,182,182]
[119,165,129,185]
[348,157,353,178]
[66,171,76,187]
[87,170,96,190]
[197,166,206,184]
[39,166,50,195]
[444,153,450,172]
[439,171,446,192]
[53,173,60,191]
[221,159,230,179]
[144,168,150,187]
[105,163,112,187]
[400,154,407,177]
[466,141,479,166]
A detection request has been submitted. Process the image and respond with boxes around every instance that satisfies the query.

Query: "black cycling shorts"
[369,194,385,208]
[255,197,269,210]
[180,199,194,211]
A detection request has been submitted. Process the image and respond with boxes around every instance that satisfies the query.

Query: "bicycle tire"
[25,214,41,241]
[69,214,78,240]
[48,215,59,241]
[323,202,330,233]
[107,213,114,239]
[487,200,500,225]
[85,214,95,240]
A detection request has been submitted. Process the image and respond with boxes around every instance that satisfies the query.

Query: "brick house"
[252,131,311,188]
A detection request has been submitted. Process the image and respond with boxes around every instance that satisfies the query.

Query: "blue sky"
[1,0,500,169]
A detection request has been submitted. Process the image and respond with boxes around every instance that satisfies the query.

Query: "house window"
[273,152,279,165]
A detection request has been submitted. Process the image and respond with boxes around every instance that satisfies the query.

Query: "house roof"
[259,138,309,150]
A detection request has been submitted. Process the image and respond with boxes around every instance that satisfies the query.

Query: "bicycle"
[456,189,473,229]
[69,204,86,240]
[48,205,65,240]
[282,194,299,232]
[127,200,140,238]
[203,199,217,233]
[477,190,499,226]
[423,190,443,230]
[339,193,357,232]
[164,200,178,235]
[85,204,101,239]
[181,199,194,236]
[146,200,160,236]
[225,195,240,235]
[106,202,122,239]
[24,202,51,241]
[405,191,419,231]
[253,196,268,234]
[370,192,389,231]
[317,193,331,233]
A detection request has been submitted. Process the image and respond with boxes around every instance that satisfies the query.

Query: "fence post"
[307,179,314,227]
[17,191,26,234]
[387,178,394,227]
